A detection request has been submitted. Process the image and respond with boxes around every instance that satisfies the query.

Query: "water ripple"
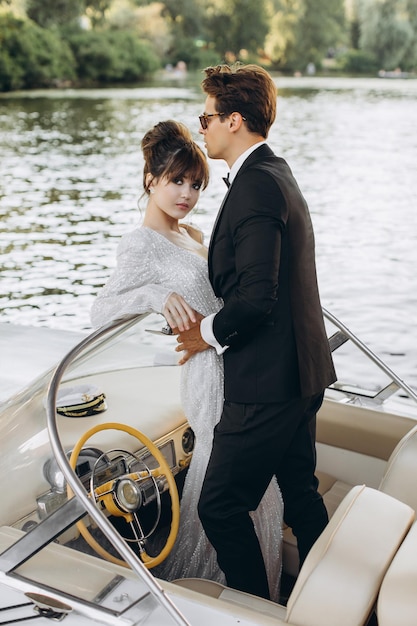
[1,77,416,389]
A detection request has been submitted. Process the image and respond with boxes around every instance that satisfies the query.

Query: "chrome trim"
[323,307,417,404]
[45,314,190,626]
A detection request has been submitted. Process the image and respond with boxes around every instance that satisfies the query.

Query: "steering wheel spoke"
[68,422,180,568]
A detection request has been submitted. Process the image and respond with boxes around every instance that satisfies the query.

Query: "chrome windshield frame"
[42,314,190,625]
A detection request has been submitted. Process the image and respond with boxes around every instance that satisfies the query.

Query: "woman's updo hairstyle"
[141,120,209,195]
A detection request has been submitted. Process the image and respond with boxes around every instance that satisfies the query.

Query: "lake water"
[1,75,416,391]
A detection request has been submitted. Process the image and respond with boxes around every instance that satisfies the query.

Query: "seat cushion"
[379,424,417,511]
[286,485,414,626]
[377,521,417,626]
[283,471,353,577]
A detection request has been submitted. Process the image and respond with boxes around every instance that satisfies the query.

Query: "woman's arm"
[90,230,173,328]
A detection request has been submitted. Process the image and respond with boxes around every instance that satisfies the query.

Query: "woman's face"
[149,174,202,223]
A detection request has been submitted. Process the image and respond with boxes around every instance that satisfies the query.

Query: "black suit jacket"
[209,144,336,402]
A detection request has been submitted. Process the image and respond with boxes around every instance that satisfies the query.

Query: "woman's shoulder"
[118,226,150,249]
[115,227,160,263]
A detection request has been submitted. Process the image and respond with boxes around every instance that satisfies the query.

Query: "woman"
[90,120,283,601]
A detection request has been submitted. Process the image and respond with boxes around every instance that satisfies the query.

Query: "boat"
[0,309,416,625]
[378,69,410,79]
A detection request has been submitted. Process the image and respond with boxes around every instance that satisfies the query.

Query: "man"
[176,63,336,600]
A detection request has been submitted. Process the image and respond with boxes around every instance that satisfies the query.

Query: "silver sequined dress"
[91,226,284,601]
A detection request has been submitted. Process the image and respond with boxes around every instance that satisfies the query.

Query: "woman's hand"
[163,292,197,332]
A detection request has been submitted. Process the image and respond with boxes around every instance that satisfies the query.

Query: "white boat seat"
[173,486,414,626]
[377,520,417,626]
[285,485,414,625]
[378,423,417,509]
[283,470,353,577]
[284,424,417,577]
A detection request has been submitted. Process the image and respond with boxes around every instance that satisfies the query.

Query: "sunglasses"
[199,113,225,130]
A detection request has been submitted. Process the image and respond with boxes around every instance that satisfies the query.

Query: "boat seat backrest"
[285,485,415,626]
[377,520,417,626]
[282,471,353,577]
[378,424,417,510]
[283,425,417,578]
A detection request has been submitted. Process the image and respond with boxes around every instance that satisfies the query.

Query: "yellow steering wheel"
[68,422,180,569]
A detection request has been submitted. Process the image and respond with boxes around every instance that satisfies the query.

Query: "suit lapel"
[209,145,274,246]
[209,185,231,249]
[208,185,230,285]
[208,144,275,283]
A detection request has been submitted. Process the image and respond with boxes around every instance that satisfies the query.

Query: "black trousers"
[198,392,328,600]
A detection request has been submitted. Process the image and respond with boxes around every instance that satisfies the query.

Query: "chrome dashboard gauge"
[43,454,69,493]
[43,447,110,493]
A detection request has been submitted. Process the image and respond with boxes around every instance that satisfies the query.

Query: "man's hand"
[174,313,210,365]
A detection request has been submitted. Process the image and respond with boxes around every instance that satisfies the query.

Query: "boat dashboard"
[1,315,193,545]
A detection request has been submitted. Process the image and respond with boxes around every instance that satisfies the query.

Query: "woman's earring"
[149,187,155,194]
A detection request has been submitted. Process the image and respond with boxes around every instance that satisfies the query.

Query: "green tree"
[130,0,211,67]
[266,0,346,71]
[85,0,113,29]
[67,29,159,82]
[359,0,414,70]
[160,0,204,38]
[265,0,299,67]
[0,12,76,90]
[349,0,362,49]
[298,0,346,66]
[107,2,172,58]
[403,0,417,69]
[26,0,114,30]
[159,0,206,66]
[205,0,269,59]
[26,0,84,28]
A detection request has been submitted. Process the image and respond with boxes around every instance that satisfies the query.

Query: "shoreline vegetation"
[1,1,416,93]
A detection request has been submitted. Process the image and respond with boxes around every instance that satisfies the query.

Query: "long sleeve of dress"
[91,229,173,328]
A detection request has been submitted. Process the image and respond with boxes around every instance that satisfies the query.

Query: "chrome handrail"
[45,314,190,626]
[323,307,417,404]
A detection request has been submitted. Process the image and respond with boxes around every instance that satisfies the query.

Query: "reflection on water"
[1,76,416,390]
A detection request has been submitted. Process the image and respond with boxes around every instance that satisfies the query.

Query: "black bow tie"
[222,174,230,188]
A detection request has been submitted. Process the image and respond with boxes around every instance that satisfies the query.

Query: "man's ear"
[229,112,245,132]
